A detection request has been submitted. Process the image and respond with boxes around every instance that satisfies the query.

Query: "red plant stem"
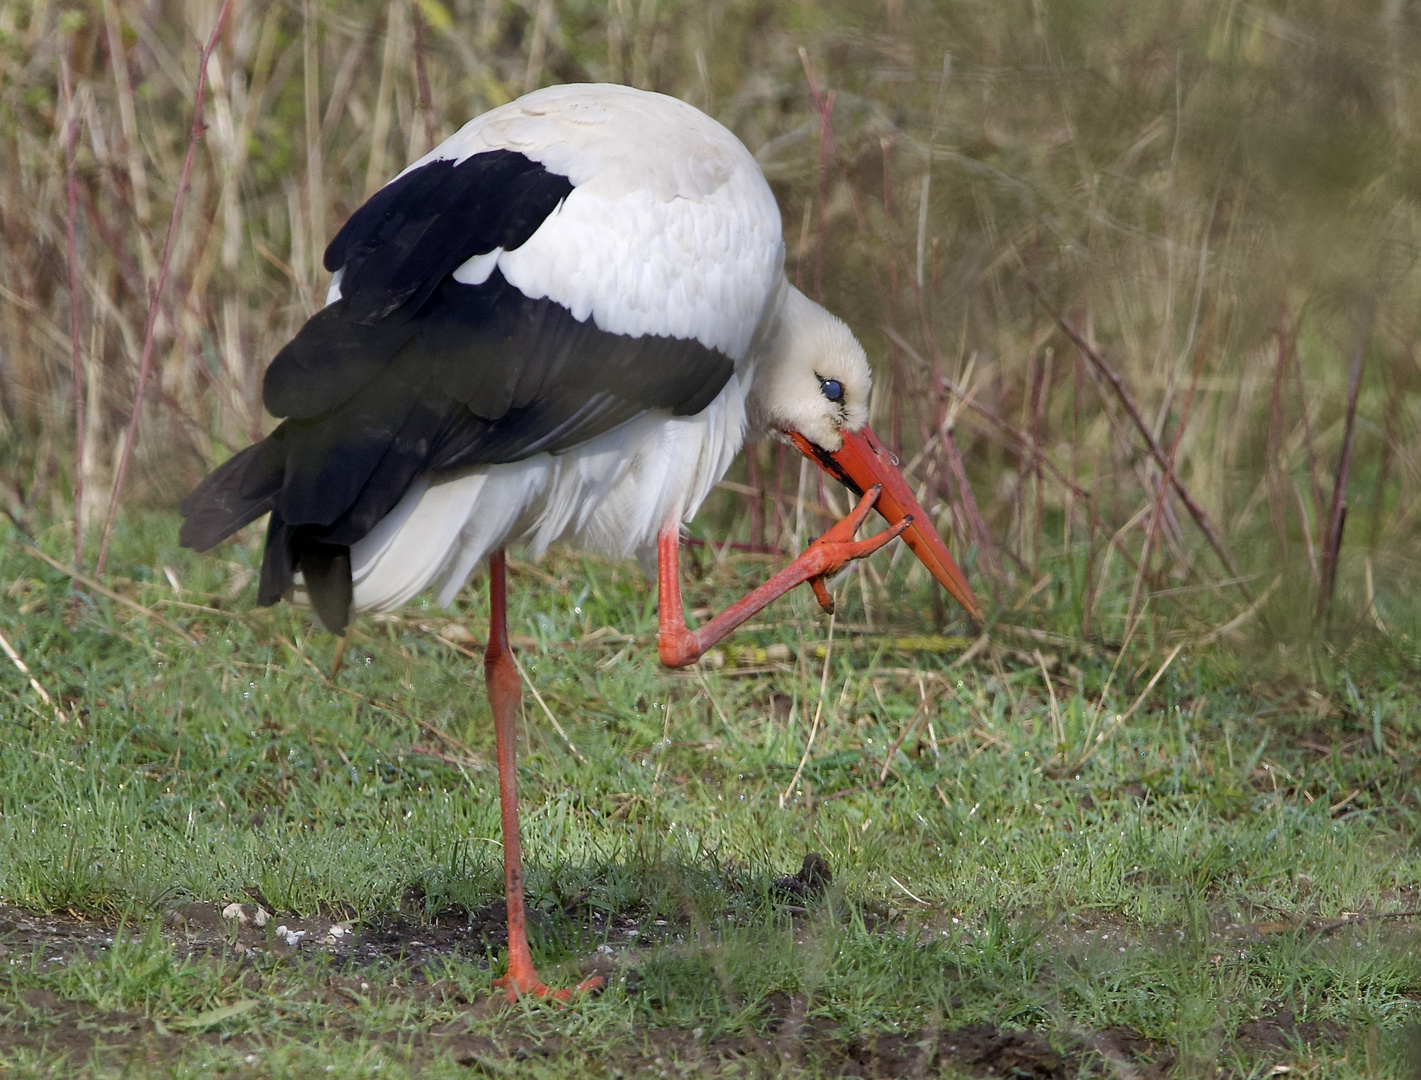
[812,90,834,305]
[941,428,1002,581]
[97,0,233,576]
[60,56,86,572]
[1125,326,1207,632]
[1027,283,1252,605]
[682,536,784,556]
[798,48,834,304]
[744,445,765,547]
[1317,300,1373,620]
[411,0,435,153]
[1290,310,1326,527]
[1266,300,1291,558]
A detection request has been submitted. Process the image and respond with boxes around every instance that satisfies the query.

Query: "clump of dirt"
[754,994,1074,1078]
[1087,1028,1176,1080]
[447,1017,1074,1077]
[1234,1010,1345,1053]
[835,1024,1068,1078]
[0,986,240,1064]
[342,902,509,968]
[0,907,118,966]
[773,852,833,902]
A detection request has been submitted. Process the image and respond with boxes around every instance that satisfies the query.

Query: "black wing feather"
[181,149,738,632]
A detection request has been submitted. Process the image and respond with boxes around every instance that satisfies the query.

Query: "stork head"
[754,287,983,622]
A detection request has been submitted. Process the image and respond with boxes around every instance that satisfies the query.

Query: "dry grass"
[3,0,1421,660]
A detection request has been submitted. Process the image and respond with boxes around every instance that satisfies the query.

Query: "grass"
[1,514,1419,1077]
[7,0,1421,642]
[5,0,1421,1074]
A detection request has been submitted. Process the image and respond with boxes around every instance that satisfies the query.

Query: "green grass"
[0,514,1419,1077]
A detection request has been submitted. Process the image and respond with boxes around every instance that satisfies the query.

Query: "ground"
[0,518,1418,1078]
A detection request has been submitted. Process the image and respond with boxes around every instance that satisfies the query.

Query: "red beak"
[787,425,983,622]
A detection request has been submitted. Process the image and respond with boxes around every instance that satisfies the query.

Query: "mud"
[0,980,1080,1078]
[0,904,1354,1076]
[1234,1010,1346,1054]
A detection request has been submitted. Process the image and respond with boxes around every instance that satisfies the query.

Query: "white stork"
[181,83,981,1000]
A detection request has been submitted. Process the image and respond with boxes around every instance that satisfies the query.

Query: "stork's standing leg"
[658,486,905,666]
[485,549,603,1002]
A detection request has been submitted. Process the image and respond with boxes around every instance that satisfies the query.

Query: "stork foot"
[656,484,913,667]
[493,967,605,1004]
[798,484,910,611]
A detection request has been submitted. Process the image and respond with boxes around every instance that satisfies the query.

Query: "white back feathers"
[410,84,785,360]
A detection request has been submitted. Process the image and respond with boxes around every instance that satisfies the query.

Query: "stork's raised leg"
[485,549,603,1002]
[658,485,906,667]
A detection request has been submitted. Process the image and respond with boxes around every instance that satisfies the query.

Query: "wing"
[180,95,782,631]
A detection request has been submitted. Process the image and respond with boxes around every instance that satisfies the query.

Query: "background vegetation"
[1,0,1420,1076]
[4,0,1421,647]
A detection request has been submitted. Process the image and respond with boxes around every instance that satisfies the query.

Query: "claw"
[809,576,835,613]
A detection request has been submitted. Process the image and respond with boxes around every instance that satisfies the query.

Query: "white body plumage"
[300,84,871,617]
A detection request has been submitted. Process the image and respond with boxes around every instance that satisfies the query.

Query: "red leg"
[659,485,907,667]
[485,549,603,1003]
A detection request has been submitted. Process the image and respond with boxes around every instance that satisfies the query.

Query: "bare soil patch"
[0,904,1361,1077]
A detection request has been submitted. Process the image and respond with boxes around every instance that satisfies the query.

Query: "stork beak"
[786,425,983,622]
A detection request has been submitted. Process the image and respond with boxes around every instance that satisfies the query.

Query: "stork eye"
[819,378,844,403]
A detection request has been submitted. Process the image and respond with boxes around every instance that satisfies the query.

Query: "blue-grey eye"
[820,378,844,403]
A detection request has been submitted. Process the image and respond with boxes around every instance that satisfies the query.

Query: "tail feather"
[178,439,284,551]
[296,539,353,635]
[183,433,356,634]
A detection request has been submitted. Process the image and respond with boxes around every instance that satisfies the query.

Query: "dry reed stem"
[940,428,1002,586]
[1035,648,1063,755]
[797,48,835,305]
[1289,311,1327,529]
[781,612,835,807]
[1028,284,1251,606]
[19,543,199,646]
[96,0,234,576]
[411,0,436,155]
[0,624,67,724]
[1193,574,1283,649]
[510,650,587,765]
[59,56,86,572]
[303,0,325,286]
[102,0,152,231]
[877,676,931,786]
[1073,642,1183,771]
[1124,321,1208,636]
[1266,304,1292,560]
